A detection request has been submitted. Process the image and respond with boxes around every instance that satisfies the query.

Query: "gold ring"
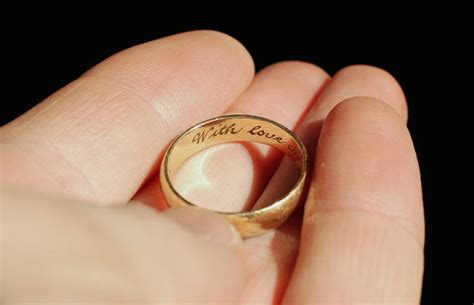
[160,114,307,237]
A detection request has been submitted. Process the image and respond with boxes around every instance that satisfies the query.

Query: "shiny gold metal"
[160,114,307,237]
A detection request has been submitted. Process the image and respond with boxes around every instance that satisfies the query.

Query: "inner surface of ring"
[166,116,304,176]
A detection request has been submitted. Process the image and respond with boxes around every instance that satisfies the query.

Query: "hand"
[1,31,424,304]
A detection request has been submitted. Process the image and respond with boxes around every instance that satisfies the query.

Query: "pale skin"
[1,31,424,304]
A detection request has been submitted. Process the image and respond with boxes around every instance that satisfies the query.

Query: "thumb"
[2,188,245,303]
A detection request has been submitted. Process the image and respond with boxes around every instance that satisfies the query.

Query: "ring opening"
[164,115,306,213]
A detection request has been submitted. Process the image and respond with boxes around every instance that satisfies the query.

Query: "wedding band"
[160,114,307,237]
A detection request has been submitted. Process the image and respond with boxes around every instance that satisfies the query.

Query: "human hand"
[1,31,424,304]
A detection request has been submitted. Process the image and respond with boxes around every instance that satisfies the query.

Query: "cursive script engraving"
[247,126,286,143]
[192,123,243,144]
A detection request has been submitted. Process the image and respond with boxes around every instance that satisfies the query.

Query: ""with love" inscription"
[192,123,243,144]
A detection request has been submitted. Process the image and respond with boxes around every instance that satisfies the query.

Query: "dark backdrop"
[3,12,470,304]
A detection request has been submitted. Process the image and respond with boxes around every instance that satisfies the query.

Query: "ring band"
[160,114,307,237]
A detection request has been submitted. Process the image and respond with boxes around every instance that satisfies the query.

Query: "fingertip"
[86,30,255,89]
[190,30,256,75]
[259,60,329,84]
[326,96,409,135]
[229,60,329,125]
[332,65,408,120]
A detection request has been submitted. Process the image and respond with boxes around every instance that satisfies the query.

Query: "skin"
[1,30,424,304]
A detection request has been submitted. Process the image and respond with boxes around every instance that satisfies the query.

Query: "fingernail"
[164,207,242,246]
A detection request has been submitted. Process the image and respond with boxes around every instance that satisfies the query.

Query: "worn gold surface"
[160,114,307,237]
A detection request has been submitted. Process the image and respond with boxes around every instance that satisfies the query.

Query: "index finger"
[1,31,254,204]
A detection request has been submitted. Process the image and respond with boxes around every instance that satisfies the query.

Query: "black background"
[3,10,470,304]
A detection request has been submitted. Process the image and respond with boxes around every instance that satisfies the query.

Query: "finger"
[255,65,408,208]
[3,188,245,303]
[308,65,408,123]
[283,98,424,304]
[0,30,254,204]
[134,61,329,212]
